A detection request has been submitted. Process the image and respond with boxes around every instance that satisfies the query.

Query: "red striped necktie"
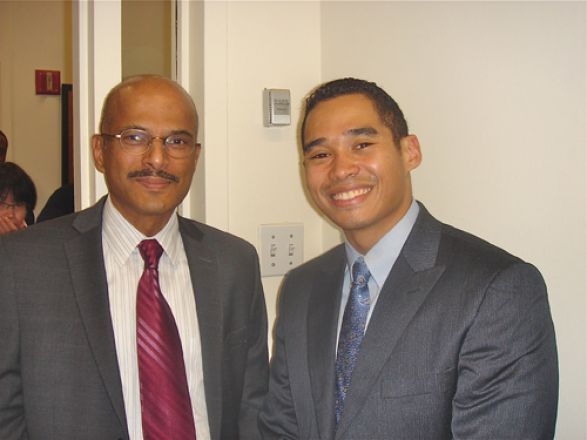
[136,239,196,440]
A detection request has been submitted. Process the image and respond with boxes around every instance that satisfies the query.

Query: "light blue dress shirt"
[337,200,420,341]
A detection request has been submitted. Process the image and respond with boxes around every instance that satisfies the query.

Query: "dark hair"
[0,130,7,161]
[0,162,37,214]
[301,78,409,146]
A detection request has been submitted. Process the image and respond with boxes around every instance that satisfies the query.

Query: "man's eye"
[166,136,191,147]
[309,152,329,160]
[123,133,148,145]
[355,142,372,150]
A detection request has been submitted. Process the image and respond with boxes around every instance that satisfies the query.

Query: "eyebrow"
[303,126,379,153]
[121,125,195,138]
[167,129,195,138]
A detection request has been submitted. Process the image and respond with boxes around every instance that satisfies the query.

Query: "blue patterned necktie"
[335,257,371,424]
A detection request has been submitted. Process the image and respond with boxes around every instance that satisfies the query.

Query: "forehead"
[304,94,384,137]
[107,80,197,132]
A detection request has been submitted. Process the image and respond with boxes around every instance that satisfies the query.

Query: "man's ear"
[91,134,106,173]
[400,134,422,172]
[193,143,202,164]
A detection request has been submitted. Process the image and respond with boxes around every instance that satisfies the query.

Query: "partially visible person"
[0,162,37,234]
[37,183,74,222]
[0,130,7,163]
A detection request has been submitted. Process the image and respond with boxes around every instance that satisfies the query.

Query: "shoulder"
[1,209,88,250]
[432,219,546,296]
[442,222,518,259]
[178,216,258,258]
[438,222,524,272]
[292,243,344,274]
[281,243,345,292]
[0,207,100,282]
[415,203,525,270]
[405,204,546,298]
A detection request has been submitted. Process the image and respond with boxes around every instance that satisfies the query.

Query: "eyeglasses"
[101,128,198,159]
[0,200,26,212]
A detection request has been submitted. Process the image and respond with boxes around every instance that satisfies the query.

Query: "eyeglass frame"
[100,128,200,159]
[0,200,26,212]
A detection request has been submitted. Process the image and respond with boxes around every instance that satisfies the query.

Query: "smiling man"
[259,78,558,439]
[0,75,268,440]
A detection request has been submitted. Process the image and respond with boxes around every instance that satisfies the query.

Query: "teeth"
[332,187,371,201]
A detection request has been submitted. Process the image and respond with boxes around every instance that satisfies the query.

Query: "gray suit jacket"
[0,198,269,440]
[259,203,558,439]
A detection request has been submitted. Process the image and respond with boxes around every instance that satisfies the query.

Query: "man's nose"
[143,138,168,168]
[330,151,360,180]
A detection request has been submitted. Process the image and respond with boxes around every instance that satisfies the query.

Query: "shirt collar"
[345,199,420,288]
[102,197,182,266]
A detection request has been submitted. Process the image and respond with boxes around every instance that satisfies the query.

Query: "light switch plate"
[259,223,303,277]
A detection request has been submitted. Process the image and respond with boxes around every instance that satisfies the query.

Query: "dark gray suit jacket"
[0,198,269,440]
[259,203,558,439]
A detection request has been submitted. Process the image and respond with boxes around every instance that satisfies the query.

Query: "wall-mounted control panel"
[263,88,291,127]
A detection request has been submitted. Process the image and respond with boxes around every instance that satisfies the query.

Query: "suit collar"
[345,199,421,290]
[179,218,223,440]
[66,198,129,433]
[306,245,346,440]
[68,199,222,439]
[402,201,443,272]
[71,196,107,233]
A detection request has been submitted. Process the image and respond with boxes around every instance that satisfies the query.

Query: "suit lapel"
[179,220,223,440]
[64,203,224,438]
[66,200,128,432]
[335,204,446,439]
[307,246,346,440]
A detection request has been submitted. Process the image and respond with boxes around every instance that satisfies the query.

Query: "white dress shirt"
[102,198,210,440]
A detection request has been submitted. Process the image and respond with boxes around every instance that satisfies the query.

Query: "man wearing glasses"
[0,75,269,440]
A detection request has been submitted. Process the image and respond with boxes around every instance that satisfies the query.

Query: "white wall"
[321,2,585,438]
[200,1,324,330]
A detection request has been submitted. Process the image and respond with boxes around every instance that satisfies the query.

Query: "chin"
[327,215,367,232]
[137,200,172,215]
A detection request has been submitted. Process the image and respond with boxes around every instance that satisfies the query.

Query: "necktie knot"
[352,257,371,287]
[139,239,163,269]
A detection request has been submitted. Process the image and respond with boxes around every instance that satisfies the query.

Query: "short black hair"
[0,130,7,161]
[301,77,408,146]
[0,162,37,214]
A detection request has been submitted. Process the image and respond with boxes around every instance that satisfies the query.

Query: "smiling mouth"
[331,187,372,201]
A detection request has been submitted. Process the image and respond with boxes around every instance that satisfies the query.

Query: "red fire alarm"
[35,70,61,95]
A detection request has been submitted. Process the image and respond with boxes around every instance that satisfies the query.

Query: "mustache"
[127,169,179,183]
